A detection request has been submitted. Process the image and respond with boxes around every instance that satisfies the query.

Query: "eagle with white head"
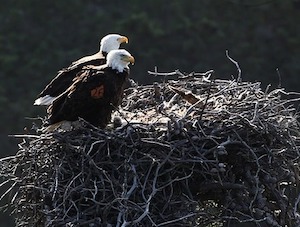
[47,49,134,128]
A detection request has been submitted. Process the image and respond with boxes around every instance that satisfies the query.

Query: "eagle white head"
[106,49,135,73]
[100,34,129,54]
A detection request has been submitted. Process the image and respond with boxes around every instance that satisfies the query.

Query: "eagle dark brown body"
[47,66,129,128]
[37,55,106,100]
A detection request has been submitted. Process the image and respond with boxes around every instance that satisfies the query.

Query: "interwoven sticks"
[1,71,300,226]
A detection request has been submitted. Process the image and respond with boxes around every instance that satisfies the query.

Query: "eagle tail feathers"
[34,95,56,106]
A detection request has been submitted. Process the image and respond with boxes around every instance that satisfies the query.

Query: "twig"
[148,68,185,77]
[226,50,242,82]
[276,68,282,88]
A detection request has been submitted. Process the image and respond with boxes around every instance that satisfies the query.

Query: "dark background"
[1,0,299,226]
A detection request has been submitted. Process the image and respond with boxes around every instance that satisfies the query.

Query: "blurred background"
[0,0,299,225]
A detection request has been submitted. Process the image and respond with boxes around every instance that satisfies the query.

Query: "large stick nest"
[1,70,300,226]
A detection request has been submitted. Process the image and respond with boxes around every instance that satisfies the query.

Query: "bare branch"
[226,50,242,82]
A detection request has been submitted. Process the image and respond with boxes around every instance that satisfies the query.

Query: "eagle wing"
[35,53,106,105]
[66,52,106,71]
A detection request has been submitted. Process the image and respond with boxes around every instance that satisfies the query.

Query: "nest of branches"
[1,69,300,226]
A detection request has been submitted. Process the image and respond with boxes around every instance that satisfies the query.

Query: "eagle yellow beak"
[117,36,129,44]
[127,55,135,65]
[122,55,135,65]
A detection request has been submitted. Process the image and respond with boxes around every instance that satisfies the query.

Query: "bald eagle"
[47,49,134,128]
[34,34,128,106]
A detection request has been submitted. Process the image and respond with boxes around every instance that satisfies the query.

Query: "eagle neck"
[108,60,128,73]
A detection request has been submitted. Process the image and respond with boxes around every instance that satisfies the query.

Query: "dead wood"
[1,70,300,226]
